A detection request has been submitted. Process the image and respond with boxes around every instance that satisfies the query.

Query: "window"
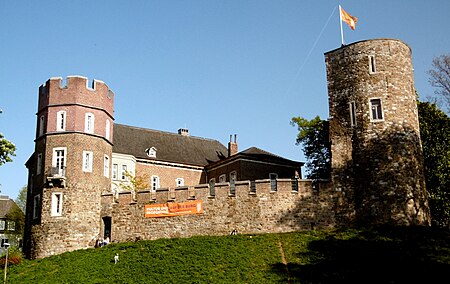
[229,171,237,194]
[106,120,110,140]
[7,221,15,231]
[176,178,184,187]
[369,98,384,121]
[369,55,376,74]
[57,111,66,131]
[52,147,66,176]
[0,220,5,230]
[219,174,226,183]
[269,173,278,191]
[209,178,216,196]
[121,165,128,180]
[151,175,160,191]
[51,192,63,216]
[33,194,40,219]
[112,164,118,180]
[37,153,42,175]
[83,151,93,172]
[39,115,45,136]
[349,101,357,127]
[85,113,95,133]
[104,155,110,177]
[145,147,157,158]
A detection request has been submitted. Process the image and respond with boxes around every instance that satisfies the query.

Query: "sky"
[0,0,449,200]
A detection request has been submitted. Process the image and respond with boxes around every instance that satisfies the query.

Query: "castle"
[24,39,431,259]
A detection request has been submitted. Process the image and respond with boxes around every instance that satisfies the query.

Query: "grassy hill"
[5,227,450,283]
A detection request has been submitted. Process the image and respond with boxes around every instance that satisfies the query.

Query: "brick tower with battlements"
[325,39,431,226]
[24,76,114,259]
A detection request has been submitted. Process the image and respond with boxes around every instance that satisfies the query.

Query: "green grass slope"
[6,227,450,283]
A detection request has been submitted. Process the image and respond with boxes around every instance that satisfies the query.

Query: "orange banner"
[145,200,203,218]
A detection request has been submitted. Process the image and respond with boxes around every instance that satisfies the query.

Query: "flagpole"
[339,5,344,46]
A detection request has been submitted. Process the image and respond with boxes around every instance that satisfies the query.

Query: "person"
[114,253,119,264]
[103,236,110,246]
[230,229,238,235]
[95,237,102,248]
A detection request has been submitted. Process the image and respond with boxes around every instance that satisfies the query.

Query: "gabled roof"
[206,146,303,169]
[0,196,21,218]
[112,124,227,166]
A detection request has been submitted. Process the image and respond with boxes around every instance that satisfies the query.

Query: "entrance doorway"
[102,216,112,239]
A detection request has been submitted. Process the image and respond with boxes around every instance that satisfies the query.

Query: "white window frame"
[39,115,45,136]
[52,147,67,176]
[106,119,110,140]
[349,101,357,127]
[104,155,110,177]
[7,221,15,231]
[219,174,226,183]
[151,175,160,191]
[0,220,5,230]
[121,165,128,180]
[37,153,42,175]
[369,98,384,121]
[83,151,93,173]
[85,112,95,134]
[33,194,40,219]
[145,147,157,158]
[112,164,118,180]
[176,178,184,187]
[51,192,63,216]
[56,110,66,131]
[369,55,377,74]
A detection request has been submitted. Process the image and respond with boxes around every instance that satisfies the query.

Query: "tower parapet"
[325,39,430,226]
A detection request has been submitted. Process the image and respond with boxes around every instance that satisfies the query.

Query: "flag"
[340,6,358,30]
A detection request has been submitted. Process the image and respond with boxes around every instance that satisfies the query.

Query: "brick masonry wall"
[135,162,204,189]
[100,179,337,243]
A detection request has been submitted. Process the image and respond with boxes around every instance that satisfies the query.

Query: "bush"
[0,247,23,268]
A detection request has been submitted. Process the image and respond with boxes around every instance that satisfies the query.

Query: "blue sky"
[1,0,449,199]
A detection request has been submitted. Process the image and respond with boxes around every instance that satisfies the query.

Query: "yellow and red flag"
[340,6,358,30]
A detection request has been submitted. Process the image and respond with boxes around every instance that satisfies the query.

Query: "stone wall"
[325,38,431,226]
[100,179,337,243]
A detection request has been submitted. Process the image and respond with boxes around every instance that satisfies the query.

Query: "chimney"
[178,128,189,136]
[228,134,238,156]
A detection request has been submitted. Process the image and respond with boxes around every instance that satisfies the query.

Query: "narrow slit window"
[369,55,376,74]
[349,101,357,126]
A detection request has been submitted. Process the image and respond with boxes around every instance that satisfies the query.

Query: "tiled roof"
[0,196,21,218]
[112,124,228,166]
[238,147,303,166]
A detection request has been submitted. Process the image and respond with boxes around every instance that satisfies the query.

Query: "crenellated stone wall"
[100,179,337,243]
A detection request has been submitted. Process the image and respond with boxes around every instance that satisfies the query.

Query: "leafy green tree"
[291,116,331,179]
[15,185,27,213]
[0,133,16,166]
[418,101,450,227]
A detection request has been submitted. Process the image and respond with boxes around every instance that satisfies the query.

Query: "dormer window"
[145,147,157,158]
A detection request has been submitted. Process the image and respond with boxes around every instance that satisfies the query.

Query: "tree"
[0,133,16,166]
[15,185,27,213]
[291,116,331,179]
[418,101,450,227]
[428,54,450,112]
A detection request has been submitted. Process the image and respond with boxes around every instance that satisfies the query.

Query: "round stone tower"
[325,39,430,226]
[24,76,114,259]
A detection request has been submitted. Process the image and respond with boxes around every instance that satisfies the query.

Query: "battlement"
[100,179,338,243]
[38,75,114,116]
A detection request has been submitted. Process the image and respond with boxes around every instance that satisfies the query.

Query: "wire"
[284,6,337,97]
